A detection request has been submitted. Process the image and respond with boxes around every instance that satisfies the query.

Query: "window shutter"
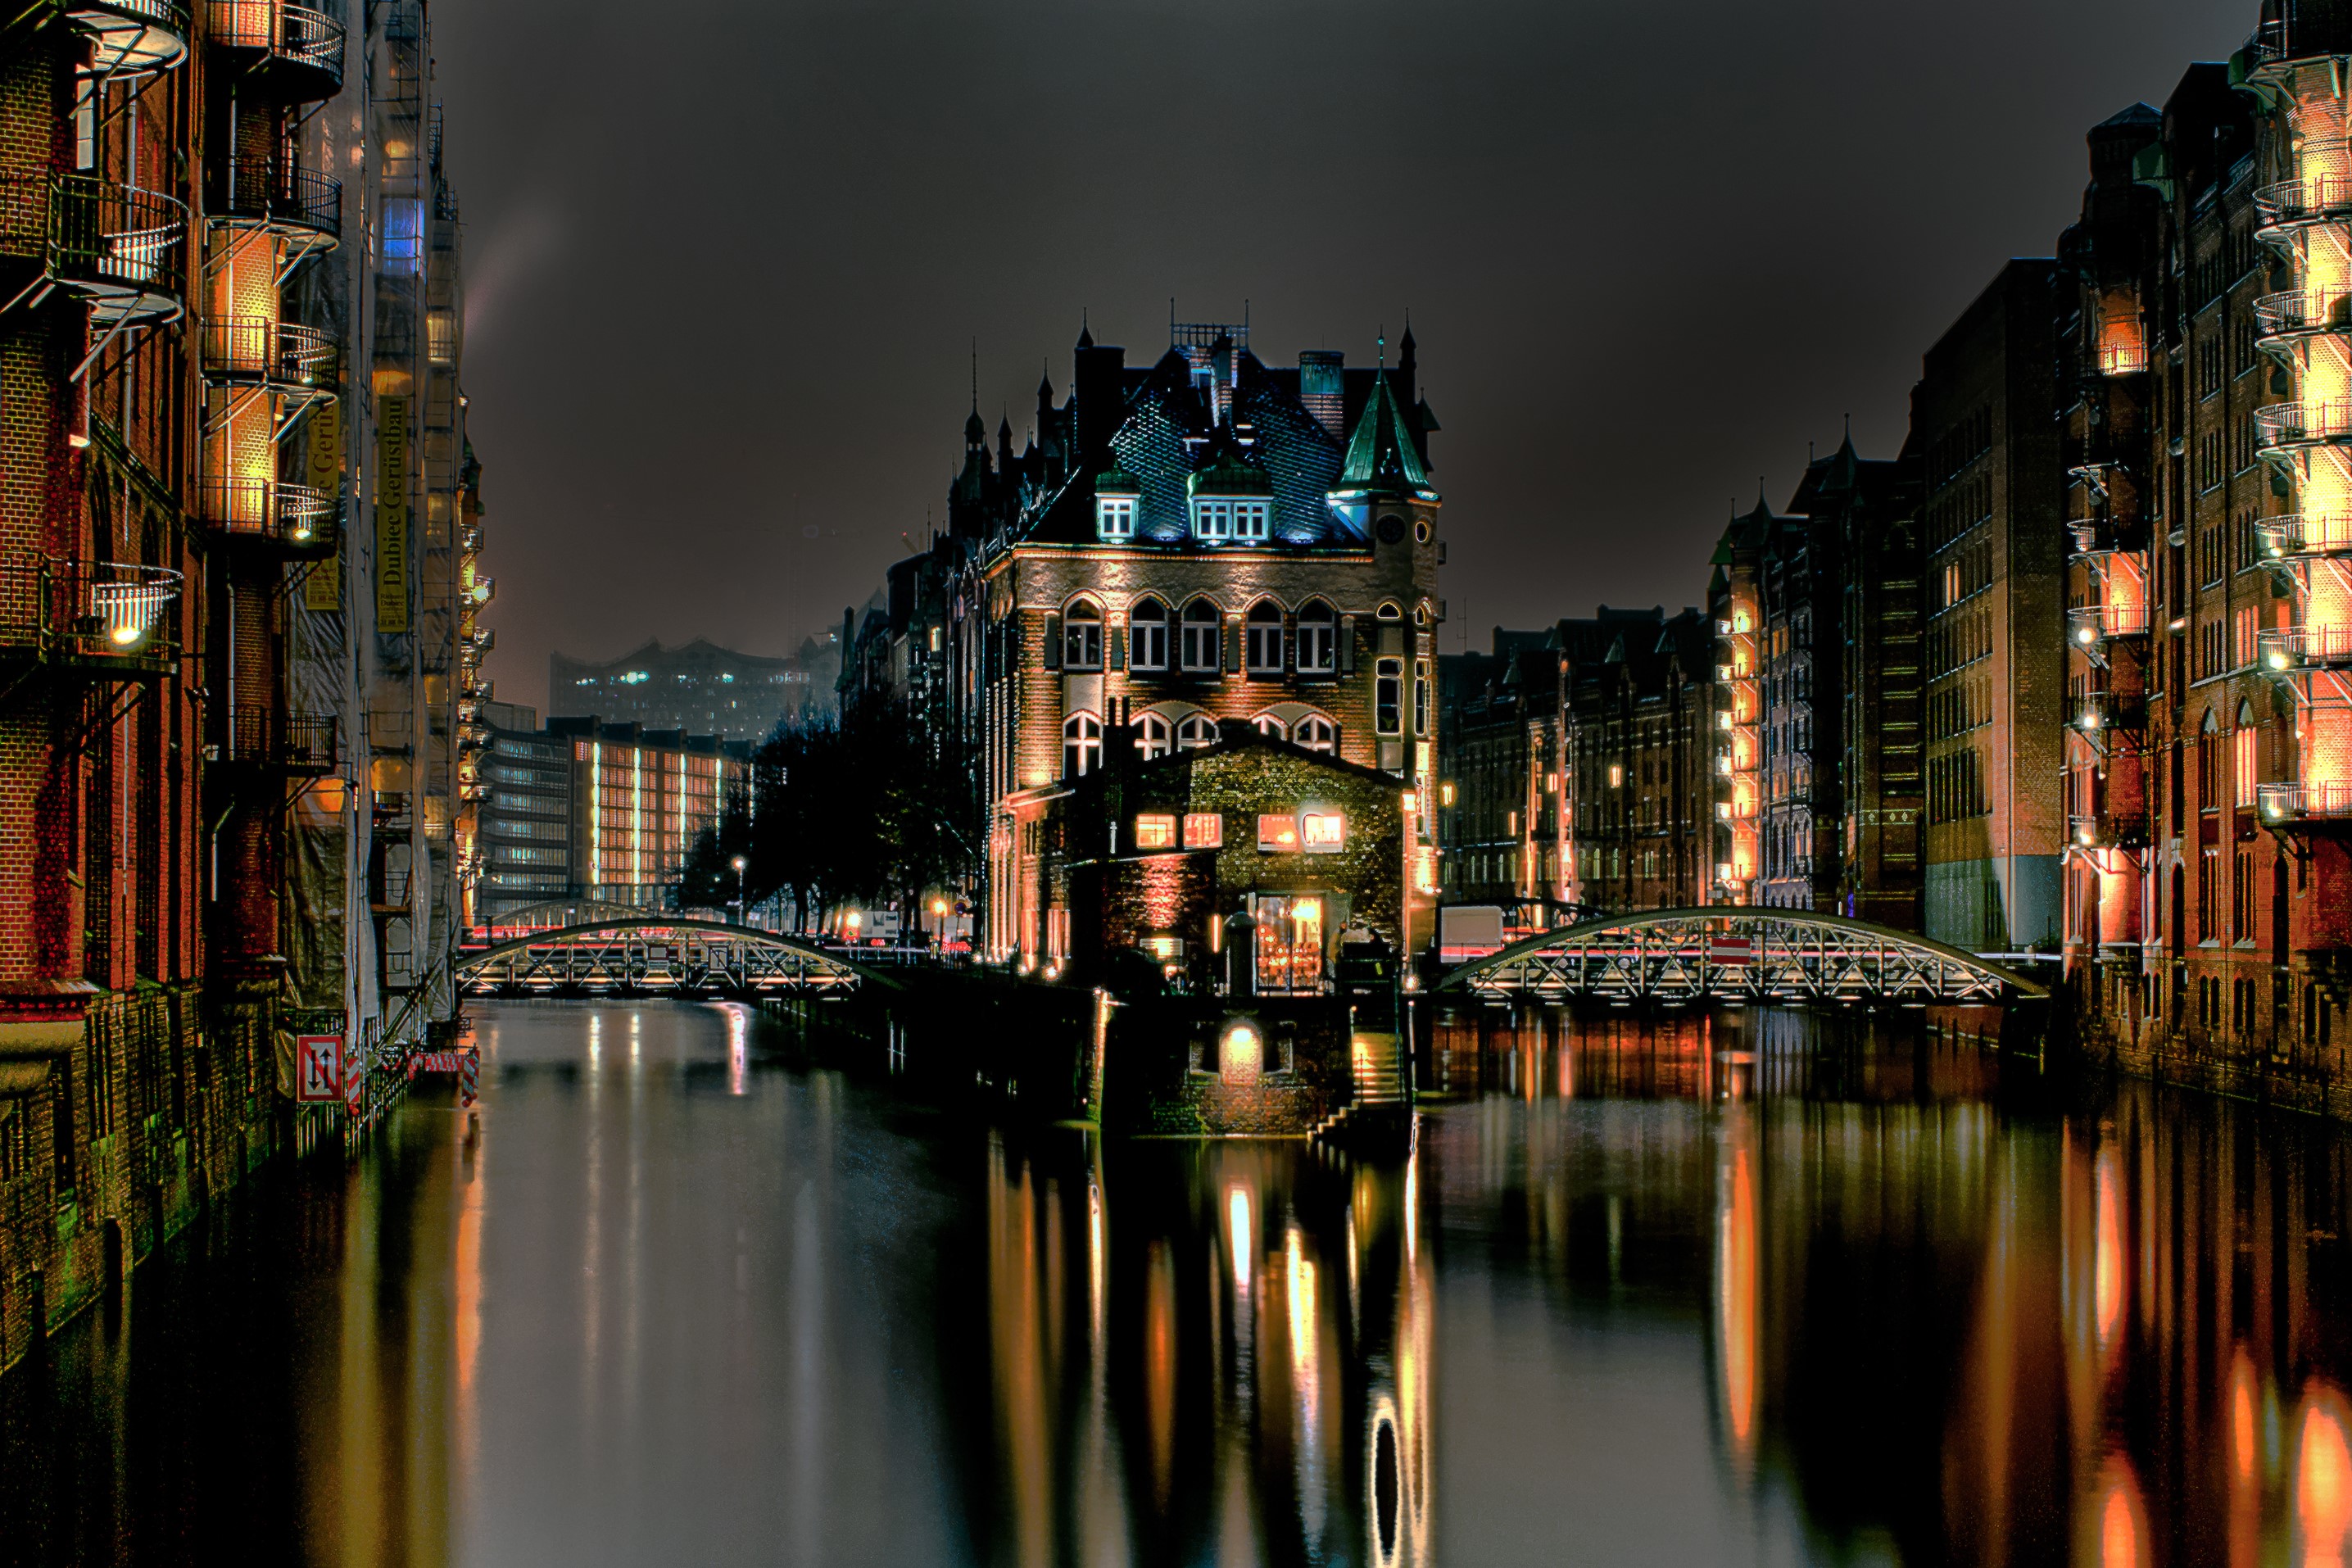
[1108,624,1126,671]
[1340,615,1357,673]
[1045,613,1062,670]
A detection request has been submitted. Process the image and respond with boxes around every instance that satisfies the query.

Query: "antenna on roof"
[969,341,977,410]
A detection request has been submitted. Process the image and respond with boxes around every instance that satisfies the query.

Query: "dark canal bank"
[4,998,2351,1566]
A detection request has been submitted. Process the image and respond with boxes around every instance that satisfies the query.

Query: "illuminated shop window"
[1257,814,1301,851]
[1134,813,1178,850]
[1302,812,1345,852]
[1183,812,1223,849]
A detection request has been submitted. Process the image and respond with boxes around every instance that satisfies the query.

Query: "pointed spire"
[1336,362,1435,499]
[1076,308,1094,350]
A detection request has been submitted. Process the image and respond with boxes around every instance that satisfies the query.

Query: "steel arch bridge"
[457,918,903,999]
[1439,909,2049,1005]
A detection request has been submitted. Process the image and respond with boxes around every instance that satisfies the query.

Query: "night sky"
[435,0,2230,717]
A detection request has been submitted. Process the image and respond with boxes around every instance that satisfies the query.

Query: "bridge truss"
[457,918,898,999]
[1441,909,2047,1005]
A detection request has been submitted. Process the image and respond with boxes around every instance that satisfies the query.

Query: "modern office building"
[551,637,821,742]
[543,718,747,912]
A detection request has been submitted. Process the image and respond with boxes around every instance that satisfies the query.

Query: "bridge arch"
[458,917,904,997]
[1439,907,2049,1004]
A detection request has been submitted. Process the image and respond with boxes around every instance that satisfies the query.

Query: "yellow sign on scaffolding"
[375,397,409,634]
[304,401,342,612]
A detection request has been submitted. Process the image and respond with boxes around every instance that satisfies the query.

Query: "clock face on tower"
[1376,514,1407,544]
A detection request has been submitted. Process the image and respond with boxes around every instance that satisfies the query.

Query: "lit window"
[1258,813,1301,851]
[1063,602,1103,670]
[1098,496,1135,539]
[1063,712,1102,778]
[1297,715,1337,753]
[1297,600,1337,673]
[1194,499,1234,540]
[1181,600,1221,673]
[1610,763,1625,788]
[1245,602,1284,674]
[1134,813,1177,850]
[1302,812,1345,852]
[1131,597,1170,671]
[2234,712,2257,808]
[1375,659,1403,734]
[1183,812,1222,849]
[1253,714,1288,740]
[1133,711,1171,759]
[1234,501,1270,540]
[1177,714,1220,750]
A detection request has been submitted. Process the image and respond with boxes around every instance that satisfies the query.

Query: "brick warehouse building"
[0,0,337,1366]
[945,318,1446,967]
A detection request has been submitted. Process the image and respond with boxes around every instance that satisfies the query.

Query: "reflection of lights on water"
[1228,1186,1254,1295]
[2234,1352,2259,1483]
[1286,1226,1316,1377]
[1088,1179,1105,1337]
[1718,1135,1757,1456]
[2095,1148,2123,1350]
[1368,1398,1403,1568]
[2099,1462,2146,1567]
[2300,1384,2352,1568]
[1403,1152,1417,1262]
[724,1004,748,1096]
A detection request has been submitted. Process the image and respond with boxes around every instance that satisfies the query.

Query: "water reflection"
[6,1000,2352,1565]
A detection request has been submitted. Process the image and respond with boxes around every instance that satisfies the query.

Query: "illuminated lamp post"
[732,854,747,927]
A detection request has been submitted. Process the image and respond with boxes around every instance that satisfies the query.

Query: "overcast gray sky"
[433,0,2235,716]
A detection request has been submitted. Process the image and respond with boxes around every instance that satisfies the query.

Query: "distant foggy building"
[549,637,834,742]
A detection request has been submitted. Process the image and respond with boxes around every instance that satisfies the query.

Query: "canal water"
[4,999,2351,1566]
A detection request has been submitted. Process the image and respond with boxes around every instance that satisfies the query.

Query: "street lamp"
[732,855,747,927]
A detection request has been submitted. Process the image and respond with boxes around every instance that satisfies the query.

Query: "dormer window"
[1097,496,1135,540]
[1193,498,1270,542]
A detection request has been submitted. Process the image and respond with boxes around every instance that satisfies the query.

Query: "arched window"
[1252,714,1289,741]
[1297,600,1337,673]
[1063,600,1103,671]
[1296,714,1337,754]
[1245,600,1284,675]
[2197,709,2220,813]
[2235,700,2258,809]
[1063,711,1102,778]
[1181,599,1221,673]
[1177,714,1220,750]
[1133,711,1171,760]
[1375,601,1403,622]
[1131,596,1170,672]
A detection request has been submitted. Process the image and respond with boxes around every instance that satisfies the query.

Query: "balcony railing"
[1,558,182,670]
[2255,167,2352,229]
[2256,401,2352,451]
[211,158,339,242]
[2069,691,2147,734]
[228,710,335,773]
[0,173,184,324]
[2096,342,2148,377]
[206,0,343,98]
[2067,515,2148,557]
[2255,288,2352,339]
[2069,602,2151,643]
[200,315,336,388]
[197,478,336,552]
[2261,780,2352,824]
[67,0,191,75]
[2260,623,2352,670]
[2259,514,2352,560]
[2069,811,2150,850]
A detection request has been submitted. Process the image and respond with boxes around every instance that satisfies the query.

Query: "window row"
[1061,598,1342,675]
[1063,709,1340,777]
[1096,496,1273,542]
[1127,810,1347,853]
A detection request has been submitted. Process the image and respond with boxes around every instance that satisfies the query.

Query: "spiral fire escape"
[2250,20,2352,825]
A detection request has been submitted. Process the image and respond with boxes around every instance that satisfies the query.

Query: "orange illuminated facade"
[551,719,745,910]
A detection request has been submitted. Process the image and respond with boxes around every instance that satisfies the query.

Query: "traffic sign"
[295,1036,342,1103]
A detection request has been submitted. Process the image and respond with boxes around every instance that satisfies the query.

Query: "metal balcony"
[200,315,336,392]
[227,709,336,774]
[2256,288,2352,342]
[2069,691,2146,735]
[2069,811,2150,851]
[209,159,339,245]
[0,173,184,326]
[2259,514,2352,560]
[2096,342,2148,377]
[0,558,180,674]
[206,0,342,100]
[2067,515,2147,557]
[2255,401,2352,453]
[2261,780,2352,826]
[66,0,190,75]
[197,477,336,554]
[2068,602,2150,646]
[2255,162,2352,233]
[2260,623,2352,671]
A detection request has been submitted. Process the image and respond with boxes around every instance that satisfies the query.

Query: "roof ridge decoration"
[1335,367,1436,500]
